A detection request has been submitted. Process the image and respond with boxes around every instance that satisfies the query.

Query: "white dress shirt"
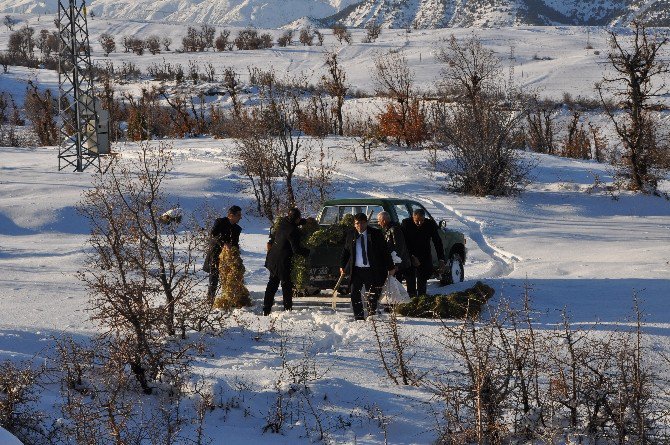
[355,230,370,268]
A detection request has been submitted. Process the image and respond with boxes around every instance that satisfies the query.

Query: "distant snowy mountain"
[1,0,669,28]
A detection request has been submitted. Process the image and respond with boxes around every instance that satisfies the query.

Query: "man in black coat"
[205,205,243,305]
[263,208,310,315]
[401,208,445,298]
[340,213,395,320]
[377,211,411,281]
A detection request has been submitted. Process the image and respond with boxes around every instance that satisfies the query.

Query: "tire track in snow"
[415,195,521,279]
[362,189,521,279]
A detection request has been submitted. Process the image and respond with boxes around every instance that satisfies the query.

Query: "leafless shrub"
[525,96,557,154]
[346,117,379,162]
[99,32,116,56]
[0,360,46,444]
[561,111,592,159]
[426,293,670,444]
[77,143,210,392]
[369,308,423,386]
[24,83,58,146]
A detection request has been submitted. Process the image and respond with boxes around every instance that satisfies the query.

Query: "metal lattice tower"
[57,0,109,172]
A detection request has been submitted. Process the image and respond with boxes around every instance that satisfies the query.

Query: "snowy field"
[1,138,669,443]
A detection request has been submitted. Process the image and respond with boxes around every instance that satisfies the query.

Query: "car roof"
[322,198,423,206]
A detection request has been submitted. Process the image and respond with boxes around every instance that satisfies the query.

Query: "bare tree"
[161,36,172,52]
[299,27,314,46]
[434,35,531,196]
[597,21,669,193]
[215,30,231,51]
[145,35,161,55]
[3,15,16,31]
[277,30,292,47]
[321,51,348,136]
[363,22,382,43]
[332,24,352,44]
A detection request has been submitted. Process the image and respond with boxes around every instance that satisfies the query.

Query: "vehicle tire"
[439,252,464,286]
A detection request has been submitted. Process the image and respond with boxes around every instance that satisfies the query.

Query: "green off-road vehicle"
[306,198,467,293]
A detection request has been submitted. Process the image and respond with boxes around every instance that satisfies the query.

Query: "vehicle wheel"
[439,253,464,286]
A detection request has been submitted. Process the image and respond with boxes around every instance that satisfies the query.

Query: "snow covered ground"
[0,137,669,443]
[1,16,670,443]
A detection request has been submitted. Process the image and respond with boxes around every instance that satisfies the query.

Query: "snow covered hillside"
[1,0,670,28]
[0,17,650,103]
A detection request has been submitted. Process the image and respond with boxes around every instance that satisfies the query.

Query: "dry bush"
[426,294,670,445]
[78,143,211,392]
[24,83,58,146]
[370,308,424,386]
[378,99,428,148]
[561,111,592,159]
[346,118,380,162]
[213,245,252,310]
[98,32,116,56]
[55,336,197,445]
[525,96,557,154]
[0,360,46,444]
[373,50,423,147]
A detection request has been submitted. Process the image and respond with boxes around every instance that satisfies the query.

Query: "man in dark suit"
[205,205,243,305]
[263,208,310,315]
[340,213,395,320]
[401,208,446,298]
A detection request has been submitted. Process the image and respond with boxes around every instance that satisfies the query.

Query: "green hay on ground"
[394,281,495,319]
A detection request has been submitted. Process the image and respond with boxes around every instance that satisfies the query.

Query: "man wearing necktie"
[340,213,395,320]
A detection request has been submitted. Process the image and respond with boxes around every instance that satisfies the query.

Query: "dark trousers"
[350,267,381,320]
[263,270,293,315]
[207,267,219,306]
[405,266,431,297]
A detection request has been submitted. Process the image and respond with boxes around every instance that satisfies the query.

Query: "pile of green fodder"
[394,281,495,319]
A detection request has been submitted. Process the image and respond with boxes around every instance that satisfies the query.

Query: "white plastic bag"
[380,276,410,305]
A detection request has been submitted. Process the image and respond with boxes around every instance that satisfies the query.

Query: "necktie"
[360,233,368,266]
